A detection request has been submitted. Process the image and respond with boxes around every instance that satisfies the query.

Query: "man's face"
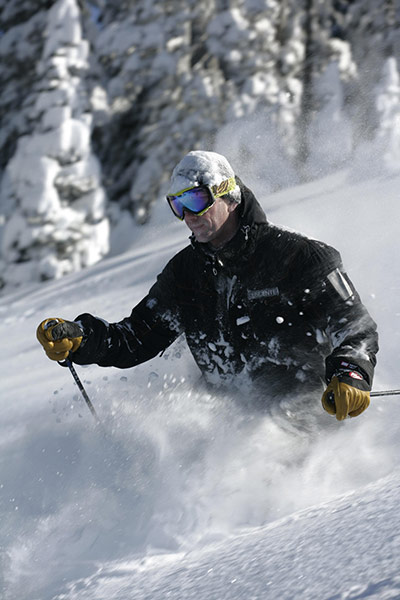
[183,197,239,248]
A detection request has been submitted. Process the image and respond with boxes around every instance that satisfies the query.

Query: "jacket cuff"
[325,357,372,391]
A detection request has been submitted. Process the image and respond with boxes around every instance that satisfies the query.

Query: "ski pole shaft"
[64,358,100,423]
[370,389,400,397]
[43,319,100,424]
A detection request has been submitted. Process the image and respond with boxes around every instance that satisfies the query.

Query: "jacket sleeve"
[294,239,379,391]
[70,258,183,369]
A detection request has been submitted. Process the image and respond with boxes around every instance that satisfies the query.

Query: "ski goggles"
[166,176,237,221]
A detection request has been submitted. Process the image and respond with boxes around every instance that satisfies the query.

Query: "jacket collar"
[235,176,267,227]
[189,177,267,263]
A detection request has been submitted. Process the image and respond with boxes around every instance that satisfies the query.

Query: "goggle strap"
[169,177,236,201]
[211,176,237,198]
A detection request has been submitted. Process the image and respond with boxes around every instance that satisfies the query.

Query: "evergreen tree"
[0,0,398,292]
[305,61,352,178]
[88,0,225,223]
[373,57,400,174]
[0,0,109,289]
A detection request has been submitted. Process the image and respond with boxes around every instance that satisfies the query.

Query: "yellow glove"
[36,318,83,361]
[321,375,370,421]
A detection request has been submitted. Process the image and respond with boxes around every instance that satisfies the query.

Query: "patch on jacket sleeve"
[326,268,354,301]
[248,287,279,300]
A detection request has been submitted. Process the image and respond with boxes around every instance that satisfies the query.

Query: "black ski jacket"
[72,179,378,397]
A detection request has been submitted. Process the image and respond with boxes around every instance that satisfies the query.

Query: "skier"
[37,151,378,421]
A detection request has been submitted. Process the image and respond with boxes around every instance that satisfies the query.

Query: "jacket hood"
[235,176,267,226]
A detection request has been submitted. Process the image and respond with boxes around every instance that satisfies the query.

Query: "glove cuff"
[336,374,369,392]
[326,358,371,392]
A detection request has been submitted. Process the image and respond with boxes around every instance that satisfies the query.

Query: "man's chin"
[192,230,210,243]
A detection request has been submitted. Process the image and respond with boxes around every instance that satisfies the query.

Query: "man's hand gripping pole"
[43,319,100,424]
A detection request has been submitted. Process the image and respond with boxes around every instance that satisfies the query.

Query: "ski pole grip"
[43,319,61,337]
[44,319,83,342]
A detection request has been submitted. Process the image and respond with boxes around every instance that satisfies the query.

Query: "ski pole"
[327,387,400,409]
[43,318,100,424]
[61,358,100,424]
[370,389,400,397]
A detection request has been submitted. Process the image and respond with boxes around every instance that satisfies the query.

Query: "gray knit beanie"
[168,151,241,203]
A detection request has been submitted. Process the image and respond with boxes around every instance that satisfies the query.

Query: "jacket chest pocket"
[245,289,303,332]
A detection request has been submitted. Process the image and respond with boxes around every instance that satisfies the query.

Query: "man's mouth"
[191,224,205,233]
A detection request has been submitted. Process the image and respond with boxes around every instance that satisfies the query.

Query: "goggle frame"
[166,176,237,221]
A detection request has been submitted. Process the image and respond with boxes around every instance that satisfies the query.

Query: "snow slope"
[53,472,400,600]
[1,170,399,599]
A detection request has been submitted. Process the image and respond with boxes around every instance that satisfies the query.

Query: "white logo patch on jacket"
[248,287,279,300]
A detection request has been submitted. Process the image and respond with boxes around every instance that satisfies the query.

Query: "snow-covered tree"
[90,0,301,219]
[305,61,353,178]
[211,0,300,193]
[1,0,399,293]
[0,0,109,290]
[295,0,357,175]
[375,57,400,173]
[353,57,400,177]
[343,0,400,143]
[0,1,52,184]
[86,0,226,223]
